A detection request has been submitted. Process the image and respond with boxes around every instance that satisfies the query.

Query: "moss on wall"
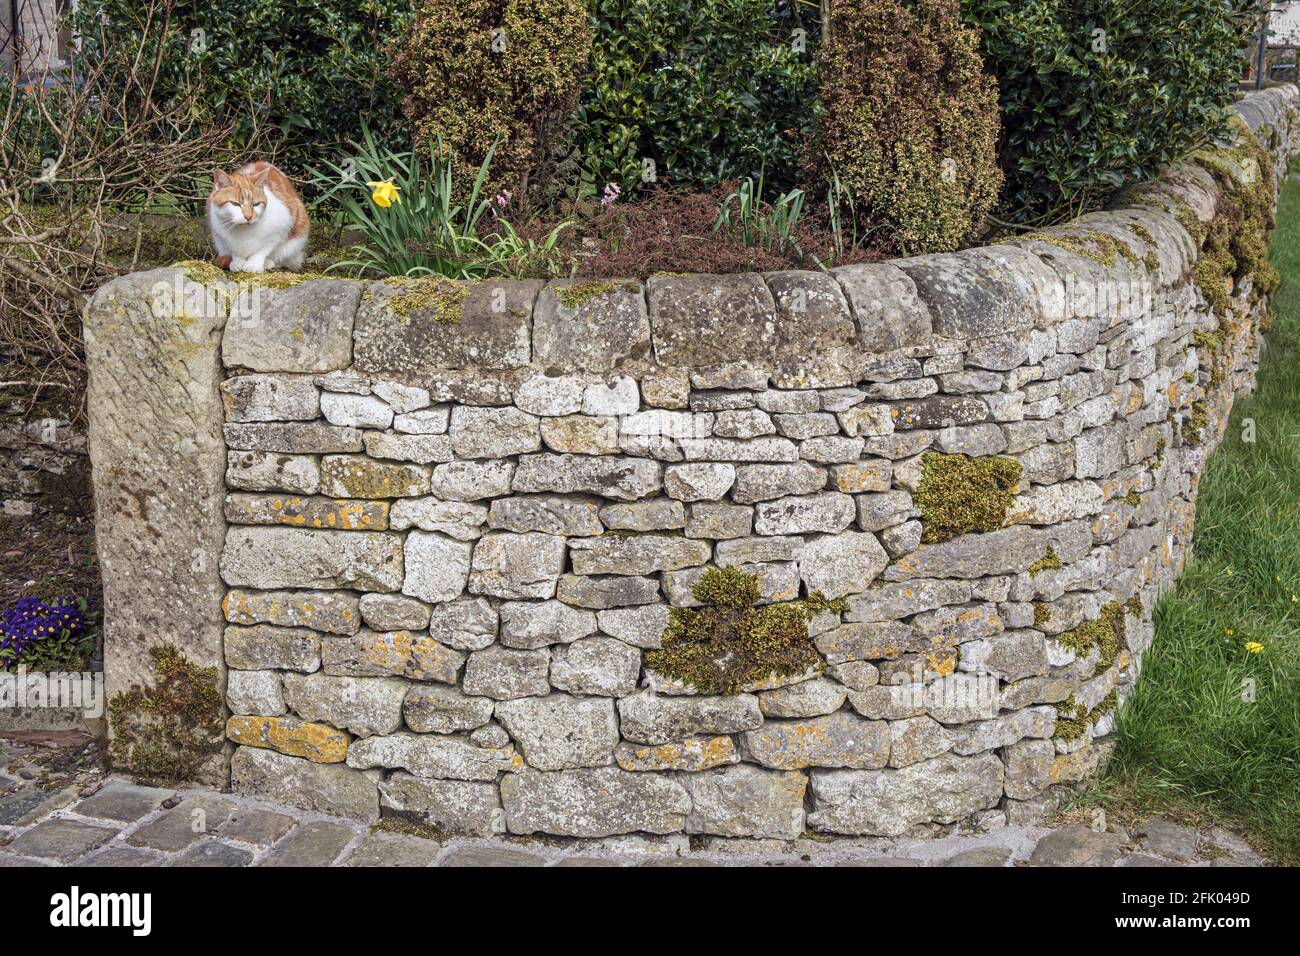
[107,644,225,786]
[1054,689,1118,742]
[557,281,617,309]
[915,451,1022,543]
[1055,601,1126,677]
[1189,118,1280,323]
[644,566,842,695]
[1028,546,1062,577]
[1016,229,1140,268]
[375,276,469,323]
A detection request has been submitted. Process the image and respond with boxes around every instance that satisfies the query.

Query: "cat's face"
[211,169,270,226]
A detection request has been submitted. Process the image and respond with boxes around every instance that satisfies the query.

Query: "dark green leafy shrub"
[811,0,1003,254]
[963,0,1258,223]
[72,0,414,195]
[388,0,591,200]
[575,0,820,196]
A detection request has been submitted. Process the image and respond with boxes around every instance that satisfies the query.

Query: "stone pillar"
[84,267,232,787]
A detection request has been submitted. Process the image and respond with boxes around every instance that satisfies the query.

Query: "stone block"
[220,278,358,372]
[222,526,403,592]
[353,277,539,372]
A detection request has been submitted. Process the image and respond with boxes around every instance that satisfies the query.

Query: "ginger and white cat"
[208,162,309,273]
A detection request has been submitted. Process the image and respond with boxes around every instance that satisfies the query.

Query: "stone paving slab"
[0,775,1269,868]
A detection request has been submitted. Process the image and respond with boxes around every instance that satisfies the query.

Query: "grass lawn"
[1069,161,1300,865]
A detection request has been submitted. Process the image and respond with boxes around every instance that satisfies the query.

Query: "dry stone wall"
[0,384,89,517]
[84,87,1300,837]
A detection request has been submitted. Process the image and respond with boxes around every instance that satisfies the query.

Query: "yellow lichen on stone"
[319,458,424,499]
[359,631,461,682]
[226,495,389,530]
[222,588,356,634]
[927,651,957,676]
[615,736,739,772]
[225,715,349,763]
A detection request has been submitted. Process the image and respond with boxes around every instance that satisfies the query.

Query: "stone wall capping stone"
[354,278,541,374]
[646,272,777,367]
[533,278,651,373]
[894,250,1042,339]
[223,278,360,373]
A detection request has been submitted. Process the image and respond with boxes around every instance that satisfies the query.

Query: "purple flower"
[0,595,85,660]
[601,182,621,207]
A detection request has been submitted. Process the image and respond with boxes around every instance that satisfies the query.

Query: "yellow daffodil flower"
[1244,641,1264,654]
[368,178,401,208]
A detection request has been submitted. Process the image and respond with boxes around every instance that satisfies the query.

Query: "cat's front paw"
[240,260,268,274]
[229,258,249,273]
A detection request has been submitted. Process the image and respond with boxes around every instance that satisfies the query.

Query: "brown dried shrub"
[537,185,886,279]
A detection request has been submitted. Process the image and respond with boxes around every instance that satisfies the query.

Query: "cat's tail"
[215,255,233,271]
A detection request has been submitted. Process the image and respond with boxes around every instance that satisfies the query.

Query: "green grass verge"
[1073,163,1300,865]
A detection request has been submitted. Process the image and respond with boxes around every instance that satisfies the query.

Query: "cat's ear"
[213,169,230,189]
[252,166,272,186]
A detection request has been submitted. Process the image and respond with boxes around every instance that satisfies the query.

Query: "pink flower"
[601,183,621,207]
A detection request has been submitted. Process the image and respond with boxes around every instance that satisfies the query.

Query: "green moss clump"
[176,259,228,286]
[688,564,760,608]
[1056,601,1126,676]
[1052,689,1118,742]
[1092,690,1118,720]
[174,260,329,291]
[1193,249,1233,317]
[1056,694,1086,720]
[1193,329,1223,357]
[1175,205,1209,247]
[557,281,616,309]
[378,276,469,323]
[1117,491,1142,507]
[644,567,830,695]
[1188,117,1280,323]
[107,644,224,786]
[1153,436,1167,469]
[1129,224,1154,244]
[373,814,450,843]
[1028,546,1062,577]
[1017,229,1139,268]
[1185,399,1211,447]
[915,451,1022,544]
[1053,714,1090,742]
[1125,594,1143,617]
[802,592,851,616]
[1033,602,1052,628]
